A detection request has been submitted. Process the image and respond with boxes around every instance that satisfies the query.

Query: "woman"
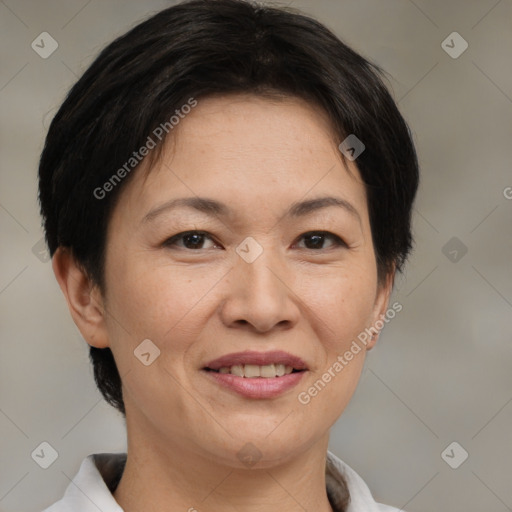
[38,0,419,510]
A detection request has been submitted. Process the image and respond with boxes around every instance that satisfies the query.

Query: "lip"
[202,350,308,399]
[204,350,308,371]
[203,370,307,399]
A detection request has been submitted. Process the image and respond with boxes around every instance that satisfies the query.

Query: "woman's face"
[97,94,393,467]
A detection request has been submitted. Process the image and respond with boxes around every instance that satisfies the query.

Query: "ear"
[365,267,395,351]
[52,247,110,349]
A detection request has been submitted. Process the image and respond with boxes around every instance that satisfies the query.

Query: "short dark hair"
[38,0,419,417]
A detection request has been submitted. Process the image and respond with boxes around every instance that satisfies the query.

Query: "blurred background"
[0,1,511,510]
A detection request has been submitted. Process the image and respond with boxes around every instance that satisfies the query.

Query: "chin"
[209,427,320,469]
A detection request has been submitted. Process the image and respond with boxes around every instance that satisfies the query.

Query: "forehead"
[113,94,368,226]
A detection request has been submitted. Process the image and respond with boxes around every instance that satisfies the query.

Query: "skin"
[53,93,394,512]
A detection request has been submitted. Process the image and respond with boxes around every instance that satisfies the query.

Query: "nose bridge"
[244,252,281,292]
[221,234,299,331]
[237,235,286,299]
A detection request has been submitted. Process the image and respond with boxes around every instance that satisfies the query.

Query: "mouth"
[204,364,305,378]
[203,350,308,377]
[202,350,308,398]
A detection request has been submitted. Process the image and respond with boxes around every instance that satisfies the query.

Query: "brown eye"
[295,231,347,250]
[163,231,218,250]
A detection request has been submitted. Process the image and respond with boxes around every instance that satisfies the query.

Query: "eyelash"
[162,230,347,251]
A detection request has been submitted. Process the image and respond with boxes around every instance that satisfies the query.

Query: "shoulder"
[40,453,126,512]
[326,451,405,512]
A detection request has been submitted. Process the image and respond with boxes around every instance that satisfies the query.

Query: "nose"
[218,244,301,334]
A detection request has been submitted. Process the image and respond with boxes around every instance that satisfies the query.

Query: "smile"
[202,350,308,398]
[205,363,303,378]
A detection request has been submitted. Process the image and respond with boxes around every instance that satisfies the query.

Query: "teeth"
[275,364,285,377]
[244,364,260,378]
[216,364,296,378]
[231,365,245,377]
[260,364,276,378]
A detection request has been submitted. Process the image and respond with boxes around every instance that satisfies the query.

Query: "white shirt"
[41,451,403,512]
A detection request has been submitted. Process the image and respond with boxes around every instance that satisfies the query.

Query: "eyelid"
[163,230,220,249]
[162,230,348,250]
[291,231,346,249]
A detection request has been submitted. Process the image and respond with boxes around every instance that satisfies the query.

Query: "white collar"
[41,451,401,512]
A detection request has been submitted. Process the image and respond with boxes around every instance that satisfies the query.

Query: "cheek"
[298,265,377,349]
[295,272,373,426]
[105,252,223,347]
[300,265,376,421]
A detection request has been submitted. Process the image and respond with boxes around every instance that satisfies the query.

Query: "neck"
[113,414,335,512]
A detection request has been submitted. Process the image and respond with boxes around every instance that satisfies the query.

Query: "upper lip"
[204,350,308,371]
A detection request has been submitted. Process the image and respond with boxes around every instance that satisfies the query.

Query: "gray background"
[1,0,511,511]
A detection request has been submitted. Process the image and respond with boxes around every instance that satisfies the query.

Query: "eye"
[294,231,347,250]
[162,230,219,250]
[162,230,347,251]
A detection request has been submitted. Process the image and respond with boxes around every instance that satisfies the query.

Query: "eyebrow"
[142,195,362,226]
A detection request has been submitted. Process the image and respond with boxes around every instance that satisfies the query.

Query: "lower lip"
[203,370,306,399]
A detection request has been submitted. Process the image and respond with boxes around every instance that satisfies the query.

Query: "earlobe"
[51,247,110,349]
[366,268,395,351]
